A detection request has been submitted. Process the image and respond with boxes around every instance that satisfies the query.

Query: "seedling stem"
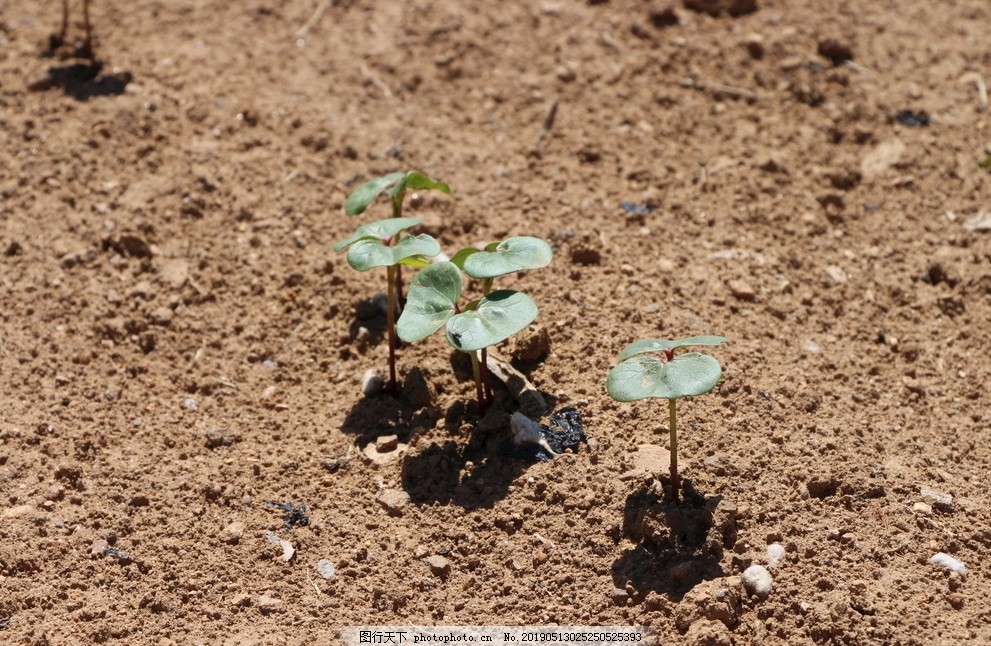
[479,277,495,404]
[669,398,680,502]
[470,351,486,413]
[386,264,398,393]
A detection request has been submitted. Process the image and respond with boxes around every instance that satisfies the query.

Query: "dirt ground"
[2,0,990,644]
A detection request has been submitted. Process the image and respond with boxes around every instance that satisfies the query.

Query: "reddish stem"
[386,265,398,393]
[669,398,679,504]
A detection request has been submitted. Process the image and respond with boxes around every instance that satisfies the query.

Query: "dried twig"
[485,350,548,417]
[360,63,393,98]
[960,72,989,112]
[841,59,874,75]
[305,569,323,597]
[534,98,559,150]
[296,0,333,41]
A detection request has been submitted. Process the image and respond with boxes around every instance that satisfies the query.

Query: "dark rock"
[895,110,930,128]
[515,407,587,462]
[649,8,680,28]
[818,38,854,63]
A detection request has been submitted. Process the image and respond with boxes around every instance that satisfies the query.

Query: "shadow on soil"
[338,366,440,445]
[611,480,736,601]
[29,62,132,100]
[400,385,544,509]
[341,343,561,509]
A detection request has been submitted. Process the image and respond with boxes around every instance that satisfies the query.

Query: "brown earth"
[2,0,990,644]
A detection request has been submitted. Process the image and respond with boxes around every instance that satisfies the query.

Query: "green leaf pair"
[333,217,440,271]
[397,261,538,352]
[606,336,727,402]
[451,236,554,279]
[345,171,451,216]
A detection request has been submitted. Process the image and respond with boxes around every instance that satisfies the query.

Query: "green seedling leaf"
[450,246,481,270]
[617,335,728,361]
[403,172,452,195]
[396,261,463,342]
[344,172,407,216]
[346,234,440,272]
[446,290,537,352]
[399,255,433,268]
[345,172,451,216]
[606,352,723,402]
[333,217,423,252]
[463,236,554,279]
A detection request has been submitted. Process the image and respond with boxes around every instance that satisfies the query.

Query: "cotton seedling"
[606,336,727,503]
[451,236,553,401]
[334,217,440,392]
[396,241,549,413]
[337,171,449,392]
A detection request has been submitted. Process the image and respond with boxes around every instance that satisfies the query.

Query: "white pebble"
[316,559,336,581]
[361,369,383,395]
[766,543,786,568]
[929,553,968,580]
[742,564,773,597]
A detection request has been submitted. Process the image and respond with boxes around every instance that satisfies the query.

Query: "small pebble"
[182,397,197,411]
[375,434,399,453]
[264,531,295,562]
[316,559,336,581]
[150,307,174,326]
[824,265,847,284]
[361,369,383,395]
[257,593,284,613]
[766,543,786,568]
[742,564,773,597]
[45,484,66,502]
[727,279,756,300]
[920,487,955,513]
[929,553,968,580]
[912,502,932,515]
[963,211,991,231]
[376,489,410,516]
[423,555,451,578]
[219,521,245,544]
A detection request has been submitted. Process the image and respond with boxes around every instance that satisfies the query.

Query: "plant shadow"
[29,62,132,101]
[347,296,387,346]
[338,366,440,447]
[402,398,526,509]
[611,479,736,601]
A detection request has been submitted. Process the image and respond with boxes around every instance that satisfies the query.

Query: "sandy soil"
[2,0,990,644]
